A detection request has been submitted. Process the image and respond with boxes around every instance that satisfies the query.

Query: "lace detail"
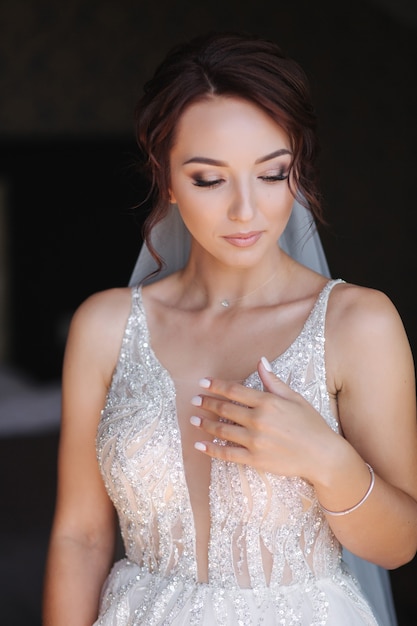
[94,279,379,624]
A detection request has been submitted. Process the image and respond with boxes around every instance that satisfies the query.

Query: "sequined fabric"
[94,279,379,625]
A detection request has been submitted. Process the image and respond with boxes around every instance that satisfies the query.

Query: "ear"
[169,189,177,204]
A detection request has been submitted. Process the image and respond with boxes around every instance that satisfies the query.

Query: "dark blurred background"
[0,1,416,624]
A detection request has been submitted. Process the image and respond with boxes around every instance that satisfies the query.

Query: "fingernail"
[194,442,207,451]
[261,356,273,372]
[190,415,201,426]
[191,395,202,406]
[199,378,211,389]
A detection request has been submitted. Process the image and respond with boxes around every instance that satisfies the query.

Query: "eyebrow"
[255,149,292,164]
[183,149,292,167]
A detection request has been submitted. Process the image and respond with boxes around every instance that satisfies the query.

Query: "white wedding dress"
[92,201,397,625]
[94,279,379,624]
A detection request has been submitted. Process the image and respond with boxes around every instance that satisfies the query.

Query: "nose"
[227,180,256,222]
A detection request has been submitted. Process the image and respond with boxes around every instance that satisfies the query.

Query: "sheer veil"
[128,199,397,626]
[129,198,330,286]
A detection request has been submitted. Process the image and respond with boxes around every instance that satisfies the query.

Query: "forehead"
[172,95,291,154]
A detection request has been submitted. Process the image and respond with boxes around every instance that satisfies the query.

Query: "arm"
[43,289,131,625]
[318,283,417,567]
[189,284,417,569]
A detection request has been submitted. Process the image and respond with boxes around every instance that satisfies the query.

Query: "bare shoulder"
[72,286,133,330]
[326,281,413,389]
[65,287,134,383]
[327,281,407,337]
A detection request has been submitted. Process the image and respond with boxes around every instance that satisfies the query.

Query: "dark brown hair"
[135,31,323,269]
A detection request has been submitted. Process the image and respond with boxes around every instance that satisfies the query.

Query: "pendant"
[220,299,230,308]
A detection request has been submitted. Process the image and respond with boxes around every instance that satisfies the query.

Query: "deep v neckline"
[135,279,338,387]
[130,279,340,583]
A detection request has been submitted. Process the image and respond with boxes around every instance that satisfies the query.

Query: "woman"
[129,200,398,626]
[43,32,417,625]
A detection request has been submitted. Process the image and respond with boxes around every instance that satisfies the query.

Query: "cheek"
[175,184,221,216]
[263,185,294,212]
[177,208,214,246]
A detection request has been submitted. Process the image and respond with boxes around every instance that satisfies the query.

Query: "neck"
[179,253,290,310]
[218,269,278,308]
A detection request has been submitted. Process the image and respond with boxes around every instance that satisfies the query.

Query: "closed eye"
[192,178,224,188]
[259,172,289,182]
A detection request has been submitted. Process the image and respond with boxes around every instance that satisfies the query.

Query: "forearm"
[313,442,417,568]
[43,535,113,626]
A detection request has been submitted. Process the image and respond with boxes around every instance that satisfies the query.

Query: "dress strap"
[317,279,345,326]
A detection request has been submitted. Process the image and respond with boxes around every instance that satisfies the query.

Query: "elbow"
[353,533,417,570]
[380,538,417,570]
[386,546,417,570]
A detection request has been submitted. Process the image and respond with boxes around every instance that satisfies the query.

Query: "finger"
[258,356,293,398]
[191,392,253,426]
[197,376,265,407]
[190,414,250,448]
[194,438,252,464]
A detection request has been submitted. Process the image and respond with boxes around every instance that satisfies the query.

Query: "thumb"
[258,356,289,396]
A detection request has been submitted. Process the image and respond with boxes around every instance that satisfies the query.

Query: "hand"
[190,356,338,480]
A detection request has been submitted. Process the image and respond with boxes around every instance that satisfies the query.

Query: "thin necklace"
[220,270,278,308]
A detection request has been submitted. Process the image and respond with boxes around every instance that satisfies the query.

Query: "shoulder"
[326,281,413,388]
[326,281,405,336]
[65,287,134,383]
[71,287,134,330]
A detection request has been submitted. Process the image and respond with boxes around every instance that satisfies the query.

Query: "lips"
[222,231,263,247]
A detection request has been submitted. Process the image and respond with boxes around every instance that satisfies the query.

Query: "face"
[169,96,295,269]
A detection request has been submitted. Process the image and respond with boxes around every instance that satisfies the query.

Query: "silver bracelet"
[319,463,375,516]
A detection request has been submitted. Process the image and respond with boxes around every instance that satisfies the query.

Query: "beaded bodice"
[96,280,343,592]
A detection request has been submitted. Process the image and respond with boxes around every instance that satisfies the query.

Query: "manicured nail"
[190,416,201,426]
[194,441,207,451]
[261,356,273,372]
[191,395,203,406]
[199,378,211,389]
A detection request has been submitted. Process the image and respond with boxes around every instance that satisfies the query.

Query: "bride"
[43,32,416,625]
[130,197,399,626]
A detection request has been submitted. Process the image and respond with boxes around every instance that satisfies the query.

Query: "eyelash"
[193,178,223,188]
[260,173,289,182]
[192,171,289,188]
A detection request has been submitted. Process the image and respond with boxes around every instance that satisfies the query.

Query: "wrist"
[312,441,374,515]
[319,463,375,516]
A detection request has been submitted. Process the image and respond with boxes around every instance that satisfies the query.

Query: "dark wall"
[1,138,143,379]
